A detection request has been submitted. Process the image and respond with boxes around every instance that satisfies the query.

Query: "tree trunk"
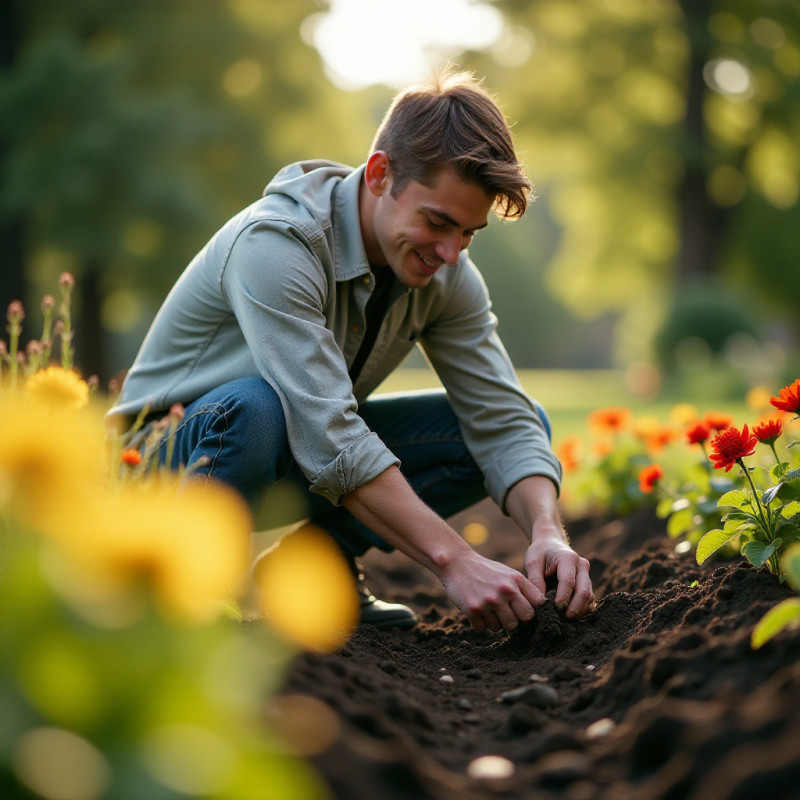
[73,263,108,382]
[675,0,730,280]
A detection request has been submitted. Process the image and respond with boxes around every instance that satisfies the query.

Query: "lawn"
[375,367,750,444]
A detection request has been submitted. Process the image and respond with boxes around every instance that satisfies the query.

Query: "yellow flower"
[49,478,252,626]
[668,403,698,426]
[254,525,359,652]
[0,394,106,531]
[25,367,89,411]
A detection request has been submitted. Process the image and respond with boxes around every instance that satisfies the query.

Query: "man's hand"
[506,476,594,620]
[438,549,545,633]
[524,534,593,619]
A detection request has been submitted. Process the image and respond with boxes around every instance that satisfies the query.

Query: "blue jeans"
[156,377,551,557]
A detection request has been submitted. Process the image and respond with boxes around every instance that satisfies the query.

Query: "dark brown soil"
[280,500,800,800]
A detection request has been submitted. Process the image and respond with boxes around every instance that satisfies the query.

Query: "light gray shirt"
[111,160,561,509]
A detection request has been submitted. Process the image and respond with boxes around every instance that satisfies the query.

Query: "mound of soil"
[279,500,800,800]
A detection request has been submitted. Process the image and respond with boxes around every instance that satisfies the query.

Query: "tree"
[465,0,800,363]
[0,0,373,379]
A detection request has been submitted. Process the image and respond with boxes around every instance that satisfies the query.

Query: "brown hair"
[370,68,531,219]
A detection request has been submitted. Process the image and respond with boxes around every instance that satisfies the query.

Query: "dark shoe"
[357,585,418,630]
[346,553,418,630]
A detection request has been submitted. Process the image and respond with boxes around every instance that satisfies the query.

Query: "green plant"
[696,383,800,576]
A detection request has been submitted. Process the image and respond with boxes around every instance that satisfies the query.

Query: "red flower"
[704,412,733,432]
[753,417,783,445]
[709,425,758,472]
[638,464,663,493]
[121,448,142,466]
[769,379,800,415]
[686,420,711,445]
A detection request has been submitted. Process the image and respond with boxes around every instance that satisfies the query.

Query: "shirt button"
[351,325,360,332]
[363,277,371,285]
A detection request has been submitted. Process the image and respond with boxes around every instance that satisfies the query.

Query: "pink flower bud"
[0,341,7,356]
[26,340,42,356]
[7,300,24,323]
[41,294,56,312]
[58,272,75,289]
[88,375,99,389]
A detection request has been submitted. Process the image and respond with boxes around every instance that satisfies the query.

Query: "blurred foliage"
[0,276,360,799]
[2,0,800,379]
[0,0,376,376]
[465,0,800,364]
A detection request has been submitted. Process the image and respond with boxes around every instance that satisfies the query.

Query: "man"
[110,69,593,633]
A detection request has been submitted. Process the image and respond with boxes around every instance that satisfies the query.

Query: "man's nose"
[435,231,463,266]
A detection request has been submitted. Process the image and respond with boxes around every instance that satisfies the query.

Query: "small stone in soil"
[585,717,615,738]
[456,698,473,711]
[500,684,559,708]
[528,673,549,683]
[466,755,515,780]
[440,674,454,684]
[507,703,546,734]
[466,668,482,679]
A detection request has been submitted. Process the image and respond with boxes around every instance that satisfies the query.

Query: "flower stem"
[738,458,772,539]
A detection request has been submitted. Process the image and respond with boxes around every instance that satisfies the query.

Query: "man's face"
[369,166,493,289]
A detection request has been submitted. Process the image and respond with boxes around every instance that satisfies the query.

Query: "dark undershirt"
[348,268,395,382]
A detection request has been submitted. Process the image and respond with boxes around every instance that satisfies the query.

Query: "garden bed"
[281,499,800,800]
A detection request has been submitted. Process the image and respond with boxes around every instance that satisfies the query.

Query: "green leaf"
[751,598,800,649]
[770,462,790,481]
[780,544,800,591]
[721,511,749,522]
[781,501,800,519]
[717,490,750,509]
[723,517,756,535]
[667,507,694,539]
[741,539,782,569]
[696,529,739,564]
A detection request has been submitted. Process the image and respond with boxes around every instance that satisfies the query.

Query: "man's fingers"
[566,559,594,618]
[554,556,578,610]
[519,575,546,610]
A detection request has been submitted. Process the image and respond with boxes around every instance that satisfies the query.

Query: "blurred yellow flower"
[25,366,89,411]
[50,479,252,626]
[0,394,106,531]
[668,403,698,426]
[746,385,773,412]
[254,525,359,652]
[462,521,489,546]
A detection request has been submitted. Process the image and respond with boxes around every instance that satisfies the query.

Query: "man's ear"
[364,151,391,197]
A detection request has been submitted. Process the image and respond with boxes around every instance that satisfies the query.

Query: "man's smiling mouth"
[415,251,441,273]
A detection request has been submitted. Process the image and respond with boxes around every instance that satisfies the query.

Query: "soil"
[279,500,800,800]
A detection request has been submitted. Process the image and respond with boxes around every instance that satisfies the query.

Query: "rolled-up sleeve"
[220,220,399,504]
[420,258,562,512]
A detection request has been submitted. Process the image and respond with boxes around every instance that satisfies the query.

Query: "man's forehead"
[409,170,493,229]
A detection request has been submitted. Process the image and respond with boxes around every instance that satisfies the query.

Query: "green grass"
[375,367,751,444]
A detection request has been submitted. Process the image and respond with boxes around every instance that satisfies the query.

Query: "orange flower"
[704,412,733,432]
[709,424,757,472]
[686,420,711,445]
[638,464,663,493]
[753,417,783,445]
[556,436,582,473]
[588,407,631,434]
[770,379,800,415]
[121,448,142,466]
[645,427,676,453]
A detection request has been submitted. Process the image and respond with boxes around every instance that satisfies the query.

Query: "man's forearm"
[505,475,566,543]
[340,465,472,578]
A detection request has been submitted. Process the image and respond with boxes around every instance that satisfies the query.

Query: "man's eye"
[426,217,447,229]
